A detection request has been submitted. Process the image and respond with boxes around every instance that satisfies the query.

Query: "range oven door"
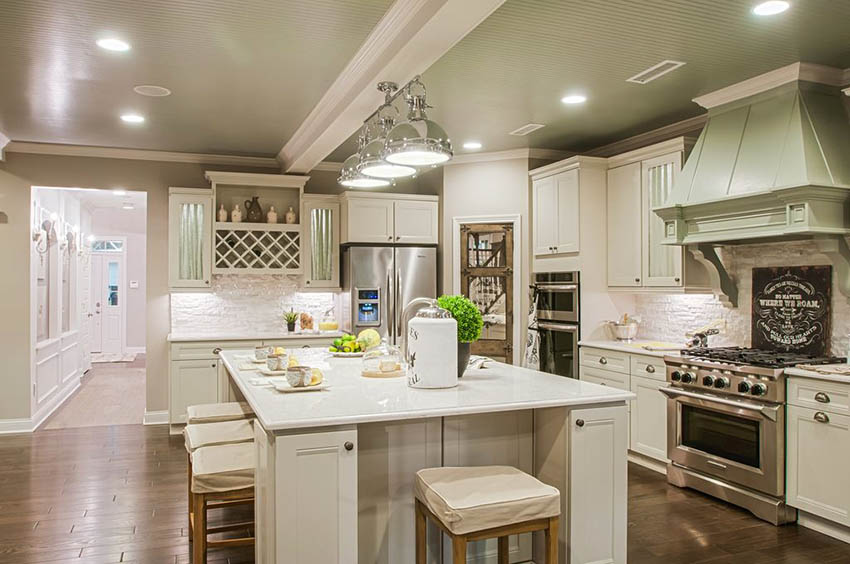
[661,386,784,497]
[535,283,579,323]
[534,321,578,379]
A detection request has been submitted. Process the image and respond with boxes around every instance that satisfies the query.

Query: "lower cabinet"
[629,375,668,461]
[170,359,219,424]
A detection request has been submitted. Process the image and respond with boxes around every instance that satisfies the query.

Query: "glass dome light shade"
[338,152,390,188]
[358,139,416,178]
[383,118,452,166]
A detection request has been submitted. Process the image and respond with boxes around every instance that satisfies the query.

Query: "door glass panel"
[179,202,204,280]
[107,261,119,306]
[681,405,760,467]
[468,276,506,342]
[538,328,576,378]
[310,207,333,281]
[467,231,506,268]
[646,162,678,278]
[536,290,576,314]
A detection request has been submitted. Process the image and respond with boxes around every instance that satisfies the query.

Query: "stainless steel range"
[662,347,843,525]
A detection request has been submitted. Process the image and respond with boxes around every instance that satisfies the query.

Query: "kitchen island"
[220,350,634,564]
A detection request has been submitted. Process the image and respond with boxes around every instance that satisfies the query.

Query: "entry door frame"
[90,235,127,355]
[451,214,522,365]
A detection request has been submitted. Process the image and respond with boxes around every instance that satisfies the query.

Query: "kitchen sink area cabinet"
[169,359,219,424]
[340,192,439,245]
[629,375,668,461]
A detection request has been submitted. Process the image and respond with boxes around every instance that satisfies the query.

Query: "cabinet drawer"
[630,355,666,382]
[580,366,629,391]
[580,347,629,375]
[788,377,850,415]
[171,340,260,360]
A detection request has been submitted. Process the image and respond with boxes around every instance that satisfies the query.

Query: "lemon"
[310,368,323,386]
[274,347,286,356]
[288,356,298,367]
[357,329,381,351]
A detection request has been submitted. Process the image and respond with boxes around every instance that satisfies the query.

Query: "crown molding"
[529,156,609,179]
[606,136,695,169]
[277,0,506,173]
[312,161,344,172]
[5,141,281,168]
[584,114,706,158]
[204,171,309,188]
[0,131,9,161]
[693,62,848,109]
[446,147,573,166]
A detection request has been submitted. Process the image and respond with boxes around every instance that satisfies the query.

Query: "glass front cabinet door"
[302,196,340,289]
[168,188,213,289]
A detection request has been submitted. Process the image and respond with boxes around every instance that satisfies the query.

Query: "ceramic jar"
[285,206,297,224]
[267,206,278,224]
[218,204,228,222]
[231,204,243,223]
[245,197,263,222]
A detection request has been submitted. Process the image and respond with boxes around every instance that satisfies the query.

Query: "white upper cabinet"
[606,163,642,286]
[302,196,341,289]
[532,168,580,256]
[341,193,438,245]
[642,153,682,286]
[168,188,213,289]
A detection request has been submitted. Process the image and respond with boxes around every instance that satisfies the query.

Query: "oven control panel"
[665,359,784,403]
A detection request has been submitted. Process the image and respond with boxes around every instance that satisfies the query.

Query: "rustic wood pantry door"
[460,223,514,363]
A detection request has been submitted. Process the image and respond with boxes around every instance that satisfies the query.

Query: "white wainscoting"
[31,331,82,430]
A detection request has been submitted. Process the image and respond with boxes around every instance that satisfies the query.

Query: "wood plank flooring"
[2,424,849,563]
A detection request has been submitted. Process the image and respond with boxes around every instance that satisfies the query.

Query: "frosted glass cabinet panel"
[642,153,682,287]
[302,197,340,289]
[168,188,213,289]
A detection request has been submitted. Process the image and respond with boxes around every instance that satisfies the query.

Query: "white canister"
[407,317,458,389]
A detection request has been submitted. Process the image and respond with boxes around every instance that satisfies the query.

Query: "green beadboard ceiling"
[328,0,850,162]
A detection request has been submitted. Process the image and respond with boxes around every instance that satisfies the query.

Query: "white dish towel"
[524,287,540,370]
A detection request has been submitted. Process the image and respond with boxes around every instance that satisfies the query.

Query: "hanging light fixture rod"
[361,76,421,124]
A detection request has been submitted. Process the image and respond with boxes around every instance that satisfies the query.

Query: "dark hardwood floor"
[2,424,849,563]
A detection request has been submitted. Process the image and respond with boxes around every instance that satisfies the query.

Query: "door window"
[681,405,760,467]
[107,261,119,306]
[310,207,333,281]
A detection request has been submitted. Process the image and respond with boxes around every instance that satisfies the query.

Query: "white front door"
[79,253,92,371]
[90,252,124,354]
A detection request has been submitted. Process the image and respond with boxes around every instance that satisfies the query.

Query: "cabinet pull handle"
[396,236,401,241]
[634,278,640,283]
[344,441,354,451]
[674,277,681,283]
[213,347,222,354]
[814,411,830,424]
[599,357,608,365]
[814,392,831,404]
[205,280,209,285]
[211,363,216,368]
[575,419,585,428]
[387,236,392,241]
[645,365,656,373]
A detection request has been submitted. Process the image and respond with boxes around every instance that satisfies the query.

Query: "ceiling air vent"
[509,123,545,136]
[626,60,686,84]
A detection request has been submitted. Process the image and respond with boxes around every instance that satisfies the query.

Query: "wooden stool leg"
[415,500,427,564]
[452,535,467,564]
[545,516,559,563]
[497,536,509,564]
[187,454,193,540]
[192,492,207,564]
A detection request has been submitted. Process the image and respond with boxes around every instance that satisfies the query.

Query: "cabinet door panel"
[606,163,642,286]
[629,375,668,462]
[533,176,558,255]
[169,359,218,423]
[346,198,394,243]
[168,191,212,288]
[642,153,683,286]
[787,405,850,525]
[555,169,580,253]
[303,199,341,288]
[394,200,438,244]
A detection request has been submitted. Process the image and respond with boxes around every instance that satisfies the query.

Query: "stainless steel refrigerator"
[341,246,437,345]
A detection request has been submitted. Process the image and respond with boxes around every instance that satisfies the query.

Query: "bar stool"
[184,419,255,540]
[414,465,560,564]
[191,442,256,564]
[186,401,253,424]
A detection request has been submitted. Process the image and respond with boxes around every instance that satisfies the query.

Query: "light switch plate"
[129,280,139,289]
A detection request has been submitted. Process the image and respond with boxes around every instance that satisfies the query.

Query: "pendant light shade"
[338,152,390,188]
[358,137,416,178]
[383,78,452,166]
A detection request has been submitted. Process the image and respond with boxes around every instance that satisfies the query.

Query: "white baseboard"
[31,377,81,431]
[798,511,850,544]
[143,410,169,425]
[0,417,34,435]
[628,451,668,474]
[126,346,146,355]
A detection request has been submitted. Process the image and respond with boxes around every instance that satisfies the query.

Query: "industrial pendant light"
[338,131,390,188]
[383,77,452,167]
[358,82,416,179]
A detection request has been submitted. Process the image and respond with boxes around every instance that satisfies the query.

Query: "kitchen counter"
[786,365,850,385]
[579,338,683,358]
[167,331,343,342]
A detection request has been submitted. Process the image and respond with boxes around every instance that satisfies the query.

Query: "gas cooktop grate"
[681,347,845,368]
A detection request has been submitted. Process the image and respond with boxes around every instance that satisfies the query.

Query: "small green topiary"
[437,295,483,343]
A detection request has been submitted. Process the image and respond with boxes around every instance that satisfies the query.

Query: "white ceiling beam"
[278,0,506,173]
[0,131,9,161]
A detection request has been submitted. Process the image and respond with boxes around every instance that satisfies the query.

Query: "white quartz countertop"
[579,339,683,358]
[167,331,343,342]
[220,350,635,431]
[786,366,850,385]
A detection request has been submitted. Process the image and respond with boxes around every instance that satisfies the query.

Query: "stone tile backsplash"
[170,275,336,335]
[633,240,850,356]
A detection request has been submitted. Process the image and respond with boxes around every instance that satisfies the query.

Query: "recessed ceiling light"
[96,38,131,52]
[112,188,127,196]
[120,113,145,124]
[134,85,172,97]
[752,1,790,15]
[122,203,135,210]
[561,94,587,105]
[463,141,483,150]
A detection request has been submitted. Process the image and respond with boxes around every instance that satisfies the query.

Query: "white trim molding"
[585,115,706,158]
[0,131,9,161]
[5,141,281,168]
[606,137,695,169]
[447,147,572,166]
[451,214,522,366]
[125,346,146,355]
[0,418,35,435]
[204,171,309,188]
[143,410,169,425]
[30,377,81,431]
[277,0,507,173]
[312,161,344,173]
[693,62,848,109]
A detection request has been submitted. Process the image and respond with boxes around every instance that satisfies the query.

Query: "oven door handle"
[660,386,779,421]
[534,322,579,333]
[535,284,578,291]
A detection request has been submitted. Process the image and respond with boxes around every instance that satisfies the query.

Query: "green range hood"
[655,63,850,246]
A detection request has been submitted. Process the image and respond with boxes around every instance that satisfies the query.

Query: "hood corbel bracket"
[688,244,738,308]
[813,235,850,301]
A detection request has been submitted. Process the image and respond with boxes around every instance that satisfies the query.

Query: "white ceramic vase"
[231,204,243,223]
[285,206,297,224]
[267,206,278,224]
[218,204,228,222]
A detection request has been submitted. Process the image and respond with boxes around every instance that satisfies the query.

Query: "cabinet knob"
[344,441,354,451]
[575,419,585,428]
[205,280,210,285]
[396,236,401,241]
[814,392,831,404]
[674,277,681,282]
[645,365,656,373]
[211,363,216,368]
[387,236,392,241]
[814,411,830,424]
[634,278,640,283]
[213,347,222,354]
[599,357,608,365]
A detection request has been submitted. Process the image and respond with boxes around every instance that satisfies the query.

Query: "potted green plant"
[436,295,483,377]
[284,309,299,333]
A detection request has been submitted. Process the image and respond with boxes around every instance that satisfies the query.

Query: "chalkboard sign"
[752,266,831,355]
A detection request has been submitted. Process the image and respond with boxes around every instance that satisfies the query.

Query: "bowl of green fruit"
[328,329,381,357]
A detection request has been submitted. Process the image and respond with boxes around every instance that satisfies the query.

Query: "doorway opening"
[30,186,147,430]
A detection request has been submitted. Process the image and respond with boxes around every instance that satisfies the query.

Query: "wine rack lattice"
[214,222,302,274]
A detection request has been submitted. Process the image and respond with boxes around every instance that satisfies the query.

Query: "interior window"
[107,261,119,306]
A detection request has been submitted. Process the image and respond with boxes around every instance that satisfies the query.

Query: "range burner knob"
[738,381,751,393]
[714,377,730,389]
[702,375,716,387]
[680,372,695,384]
[671,371,682,382]
[751,383,768,396]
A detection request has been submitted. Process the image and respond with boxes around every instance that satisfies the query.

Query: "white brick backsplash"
[634,240,850,355]
[171,275,336,334]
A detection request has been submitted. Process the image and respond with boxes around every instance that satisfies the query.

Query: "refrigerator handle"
[396,270,402,342]
[387,271,394,340]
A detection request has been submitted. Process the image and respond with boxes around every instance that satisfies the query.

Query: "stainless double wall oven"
[532,272,580,379]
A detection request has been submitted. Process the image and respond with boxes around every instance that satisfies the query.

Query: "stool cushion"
[186,402,253,424]
[191,442,255,494]
[415,466,560,535]
[184,419,254,453]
